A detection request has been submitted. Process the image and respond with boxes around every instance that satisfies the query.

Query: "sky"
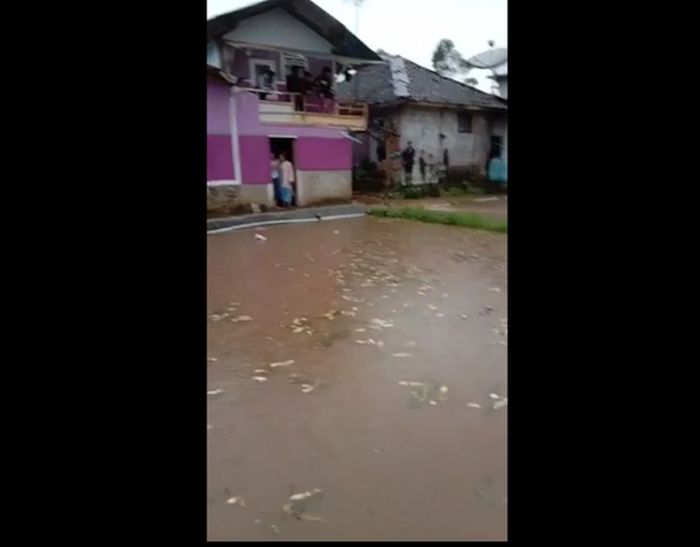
[207,0,507,93]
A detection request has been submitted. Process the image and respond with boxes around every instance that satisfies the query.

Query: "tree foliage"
[431,39,474,84]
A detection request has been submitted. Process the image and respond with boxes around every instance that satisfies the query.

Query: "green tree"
[431,39,477,85]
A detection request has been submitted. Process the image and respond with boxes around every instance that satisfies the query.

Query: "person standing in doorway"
[401,141,416,184]
[279,152,296,208]
[270,152,281,207]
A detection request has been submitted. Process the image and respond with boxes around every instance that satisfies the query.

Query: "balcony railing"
[235,87,368,131]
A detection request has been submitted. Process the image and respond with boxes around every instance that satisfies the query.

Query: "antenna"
[343,0,366,99]
[343,0,365,34]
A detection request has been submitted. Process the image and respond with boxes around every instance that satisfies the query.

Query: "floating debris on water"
[207,424,214,430]
[282,488,324,522]
[353,327,366,333]
[356,338,383,347]
[253,369,269,375]
[207,389,224,396]
[489,393,508,410]
[252,376,268,383]
[269,524,280,534]
[232,315,253,322]
[435,312,444,318]
[208,357,218,362]
[370,318,394,329]
[480,306,495,316]
[488,287,501,293]
[467,403,482,409]
[398,381,425,387]
[209,313,229,322]
[460,314,470,320]
[227,496,246,506]
[399,381,449,408]
[270,360,295,368]
[392,352,414,358]
[288,373,308,385]
[427,304,438,311]
[254,233,267,241]
[300,382,319,394]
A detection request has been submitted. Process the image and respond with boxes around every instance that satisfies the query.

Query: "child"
[270,152,281,206]
[279,153,295,207]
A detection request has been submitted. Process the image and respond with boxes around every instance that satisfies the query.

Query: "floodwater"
[207,217,507,541]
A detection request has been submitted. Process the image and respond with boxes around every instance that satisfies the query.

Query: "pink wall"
[296,138,352,171]
[239,136,271,184]
[207,77,231,135]
[207,135,234,180]
[207,77,235,180]
[226,91,352,184]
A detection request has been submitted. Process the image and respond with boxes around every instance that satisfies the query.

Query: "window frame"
[457,111,473,133]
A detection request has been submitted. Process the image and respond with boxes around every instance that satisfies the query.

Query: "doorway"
[270,137,297,207]
[490,135,503,159]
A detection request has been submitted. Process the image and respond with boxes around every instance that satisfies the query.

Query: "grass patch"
[368,206,507,233]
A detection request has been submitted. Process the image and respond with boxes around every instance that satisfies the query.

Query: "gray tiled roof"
[337,55,506,110]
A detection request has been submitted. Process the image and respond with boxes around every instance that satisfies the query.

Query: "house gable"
[222,7,334,54]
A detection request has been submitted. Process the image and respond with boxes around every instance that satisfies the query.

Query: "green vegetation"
[368,207,507,233]
[440,184,486,197]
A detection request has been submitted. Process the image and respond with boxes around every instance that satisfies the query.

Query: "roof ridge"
[397,55,503,101]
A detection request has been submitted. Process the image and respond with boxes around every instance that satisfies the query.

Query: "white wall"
[222,7,333,54]
[397,106,492,179]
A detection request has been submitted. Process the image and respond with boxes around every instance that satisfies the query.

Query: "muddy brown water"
[207,217,507,541]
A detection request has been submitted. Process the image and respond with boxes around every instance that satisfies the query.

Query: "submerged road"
[207,216,507,540]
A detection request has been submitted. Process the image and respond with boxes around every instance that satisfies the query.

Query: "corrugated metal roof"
[337,55,506,110]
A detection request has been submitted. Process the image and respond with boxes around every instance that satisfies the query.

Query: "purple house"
[207,0,382,208]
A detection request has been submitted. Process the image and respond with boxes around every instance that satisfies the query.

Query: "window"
[249,59,276,88]
[457,112,472,133]
[281,52,309,76]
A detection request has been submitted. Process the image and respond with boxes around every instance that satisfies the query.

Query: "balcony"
[237,87,368,131]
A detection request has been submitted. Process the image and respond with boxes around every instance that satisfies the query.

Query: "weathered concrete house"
[337,54,507,183]
[207,0,382,210]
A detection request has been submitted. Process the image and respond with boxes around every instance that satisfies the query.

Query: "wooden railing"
[234,86,367,120]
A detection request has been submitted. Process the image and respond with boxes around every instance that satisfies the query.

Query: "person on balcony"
[301,71,317,110]
[259,69,275,101]
[315,67,334,113]
[286,67,305,112]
